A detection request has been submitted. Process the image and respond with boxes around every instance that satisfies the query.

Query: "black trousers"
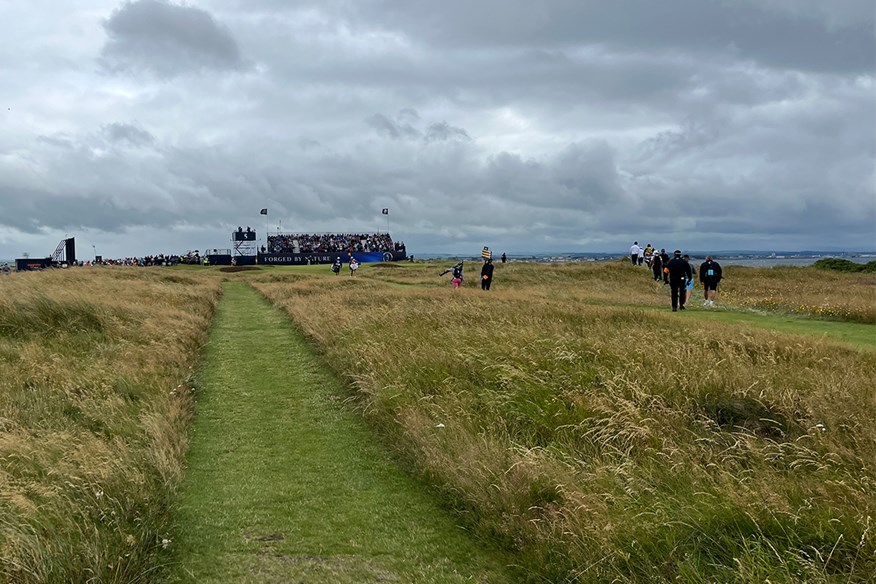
[670,281,686,309]
[481,277,492,290]
[631,254,638,265]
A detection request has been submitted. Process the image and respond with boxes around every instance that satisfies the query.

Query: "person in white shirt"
[629,242,641,265]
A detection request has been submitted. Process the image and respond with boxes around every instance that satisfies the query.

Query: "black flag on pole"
[382,208,389,215]
[260,208,268,215]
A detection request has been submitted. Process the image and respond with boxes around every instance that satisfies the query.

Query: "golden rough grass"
[0,268,220,584]
[253,261,876,583]
[719,265,876,322]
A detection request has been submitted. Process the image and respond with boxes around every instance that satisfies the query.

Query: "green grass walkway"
[168,282,513,583]
[682,306,876,350]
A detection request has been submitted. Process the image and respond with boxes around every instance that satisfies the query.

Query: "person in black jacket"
[660,248,671,284]
[481,258,494,290]
[699,256,723,306]
[651,253,663,282]
[667,250,692,311]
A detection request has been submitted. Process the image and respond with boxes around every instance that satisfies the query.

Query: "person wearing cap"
[642,244,654,266]
[659,248,670,284]
[439,261,465,289]
[651,252,663,282]
[699,255,723,306]
[667,250,692,312]
[480,258,494,291]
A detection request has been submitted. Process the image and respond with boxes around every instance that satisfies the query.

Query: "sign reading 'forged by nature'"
[258,251,407,265]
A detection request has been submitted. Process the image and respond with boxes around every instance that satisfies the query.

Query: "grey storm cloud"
[0,0,873,258]
[366,113,471,143]
[366,113,421,140]
[345,0,874,73]
[100,0,245,77]
[425,123,471,143]
[102,122,155,147]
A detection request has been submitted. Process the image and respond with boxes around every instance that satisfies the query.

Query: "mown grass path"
[168,282,513,583]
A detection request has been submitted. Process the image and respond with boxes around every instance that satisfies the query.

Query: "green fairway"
[682,306,876,350]
[167,282,514,583]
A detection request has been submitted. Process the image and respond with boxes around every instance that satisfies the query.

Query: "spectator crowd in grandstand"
[268,232,404,254]
[96,253,188,266]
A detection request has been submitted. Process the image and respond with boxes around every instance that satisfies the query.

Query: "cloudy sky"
[1,0,874,259]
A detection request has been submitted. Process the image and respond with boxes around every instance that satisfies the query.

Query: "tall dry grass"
[0,268,220,583]
[253,261,876,583]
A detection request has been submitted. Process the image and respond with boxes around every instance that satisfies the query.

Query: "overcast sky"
[1,0,874,259]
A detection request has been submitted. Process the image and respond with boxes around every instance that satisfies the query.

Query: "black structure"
[232,227,256,242]
[15,237,76,271]
[54,237,76,265]
[15,257,53,271]
[204,248,233,266]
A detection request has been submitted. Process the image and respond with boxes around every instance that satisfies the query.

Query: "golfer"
[699,256,723,306]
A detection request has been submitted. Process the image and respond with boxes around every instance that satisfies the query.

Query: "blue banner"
[258,251,406,266]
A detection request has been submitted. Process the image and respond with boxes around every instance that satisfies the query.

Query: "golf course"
[1,260,873,583]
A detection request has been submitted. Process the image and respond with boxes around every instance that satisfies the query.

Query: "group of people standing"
[330,256,359,276]
[631,242,723,312]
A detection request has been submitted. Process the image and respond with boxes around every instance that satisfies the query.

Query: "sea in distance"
[414,252,876,268]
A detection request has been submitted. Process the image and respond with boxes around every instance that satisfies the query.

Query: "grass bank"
[0,268,220,583]
[252,261,876,583]
[167,282,514,582]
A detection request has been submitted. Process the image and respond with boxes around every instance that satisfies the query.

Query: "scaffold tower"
[232,227,257,258]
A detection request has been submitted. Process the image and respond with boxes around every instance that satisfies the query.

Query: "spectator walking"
[642,244,654,266]
[481,258,494,290]
[683,254,695,304]
[660,248,671,284]
[651,253,663,282]
[630,242,641,265]
[699,256,723,306]
[667,250,692,312]
[501,252,507,264]
[1,263,10,276]
[451,262,463,288]
[440,261,464,289]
